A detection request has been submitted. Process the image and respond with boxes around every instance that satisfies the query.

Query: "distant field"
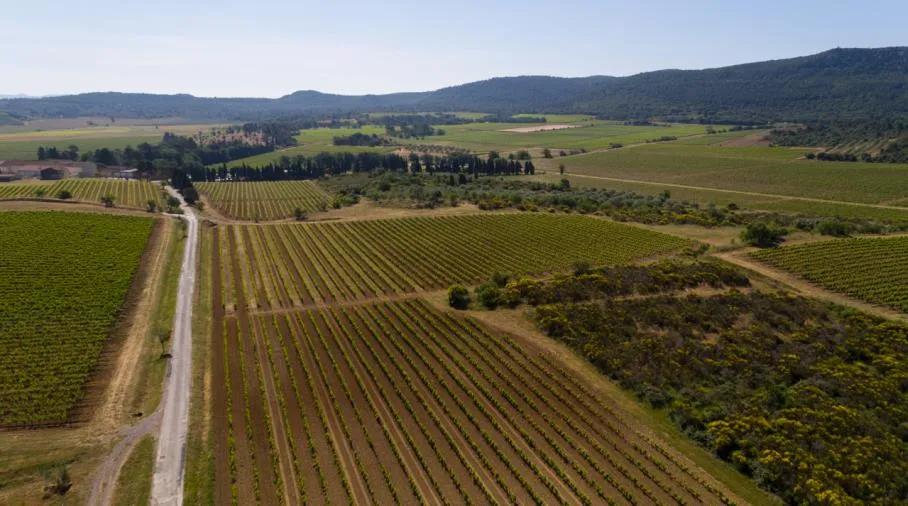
[0,124,222,160]
[225,126,394,168]
[544,142,908,206]
[425,120,717,153]
[196,180,329,220]
[207,296,734,504]
[0,179,164,209]
[546,173,908,223]
[217,213,686,309]
[0,212,154,426]
[752,236,908,312]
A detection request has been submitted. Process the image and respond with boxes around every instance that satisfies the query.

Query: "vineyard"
[550,142,908,205]
[207,229,737,504]
[0,179,164,209]
[216,213,687,309]
[752,236,908,312]
[0,212,154,426]
[196,180,329,220]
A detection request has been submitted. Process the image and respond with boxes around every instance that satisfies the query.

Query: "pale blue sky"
[2,0,905,97]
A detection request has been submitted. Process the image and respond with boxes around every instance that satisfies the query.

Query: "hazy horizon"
[3,0,907,98]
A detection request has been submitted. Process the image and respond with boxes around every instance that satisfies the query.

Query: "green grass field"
[542,142,908,206]
[422,120,718,153]
[0,124,221,160]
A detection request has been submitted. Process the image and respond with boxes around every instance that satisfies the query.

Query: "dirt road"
[151,187,199,505]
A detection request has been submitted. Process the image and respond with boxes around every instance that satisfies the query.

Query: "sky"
[2,0,906,98]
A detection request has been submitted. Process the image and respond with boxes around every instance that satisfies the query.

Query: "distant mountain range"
[2,47,907,123]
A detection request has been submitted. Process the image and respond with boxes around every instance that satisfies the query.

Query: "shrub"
[741,222,788,248]
[56,190,72,200]
[490,271,511,287]
[447,285,470,310]
[475,283,503,309]
[572,260,592,275]
[815,219,854,237]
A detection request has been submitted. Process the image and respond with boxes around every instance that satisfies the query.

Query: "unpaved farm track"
[150,187,199,505]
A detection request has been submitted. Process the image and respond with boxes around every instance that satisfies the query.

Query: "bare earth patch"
[501,124,582,133]
[719,132,771,147]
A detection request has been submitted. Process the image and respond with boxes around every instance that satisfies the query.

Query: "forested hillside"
[2,47,906,123]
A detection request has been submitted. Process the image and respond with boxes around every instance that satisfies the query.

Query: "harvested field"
[0,179,164,209]
[215,213,687,309]
[196,180,329,220]
[208,278,738,504]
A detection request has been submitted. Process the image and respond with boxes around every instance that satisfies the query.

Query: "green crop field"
[422,120,718,153]
[225,126,395,168]
[544,142,908,206]
[0,212,154,426]
[0,124,220,160]
[217,213,687,309]
[752,236,908,312]
[196,180,329,220]
[0,179,164,209]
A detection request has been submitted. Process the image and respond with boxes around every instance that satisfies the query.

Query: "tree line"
[187,151,536,183]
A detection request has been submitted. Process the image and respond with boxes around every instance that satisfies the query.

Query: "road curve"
[151,187,199,506]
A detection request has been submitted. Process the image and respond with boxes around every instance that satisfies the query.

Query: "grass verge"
[112,435,155,505]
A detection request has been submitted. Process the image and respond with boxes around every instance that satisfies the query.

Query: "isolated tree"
[166,196,180,212]
[447,285,470,310]
[56,190,72,200]
[542,148,552,159]
[100,194,115,207]
[294,207,308,221]
[33,187,47,198]
[559,164,565,175]
[158,331,170,358]
[36,146,46,160]
[146,200,157,213]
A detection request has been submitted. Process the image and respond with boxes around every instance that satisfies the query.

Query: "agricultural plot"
[546,173,908,223]
[207,257,737,505]
[752,236,908,312]
[196,180,329,220]
[0,212,154,426]
[547,142,908,206]
[0,124,219,160]
[0,178,164,209]
[425,120,717,153]
[216,213,687,309]
[224,126,394,168]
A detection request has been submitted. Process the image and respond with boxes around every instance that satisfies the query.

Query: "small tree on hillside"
[34,187,47,198]
[56,190,72,200]
[100,194,115,207]
[294,207,308,221]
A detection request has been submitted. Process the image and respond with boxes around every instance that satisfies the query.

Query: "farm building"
[117,168,139,180]
[40,167,65,180]
[0,160,97,179]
